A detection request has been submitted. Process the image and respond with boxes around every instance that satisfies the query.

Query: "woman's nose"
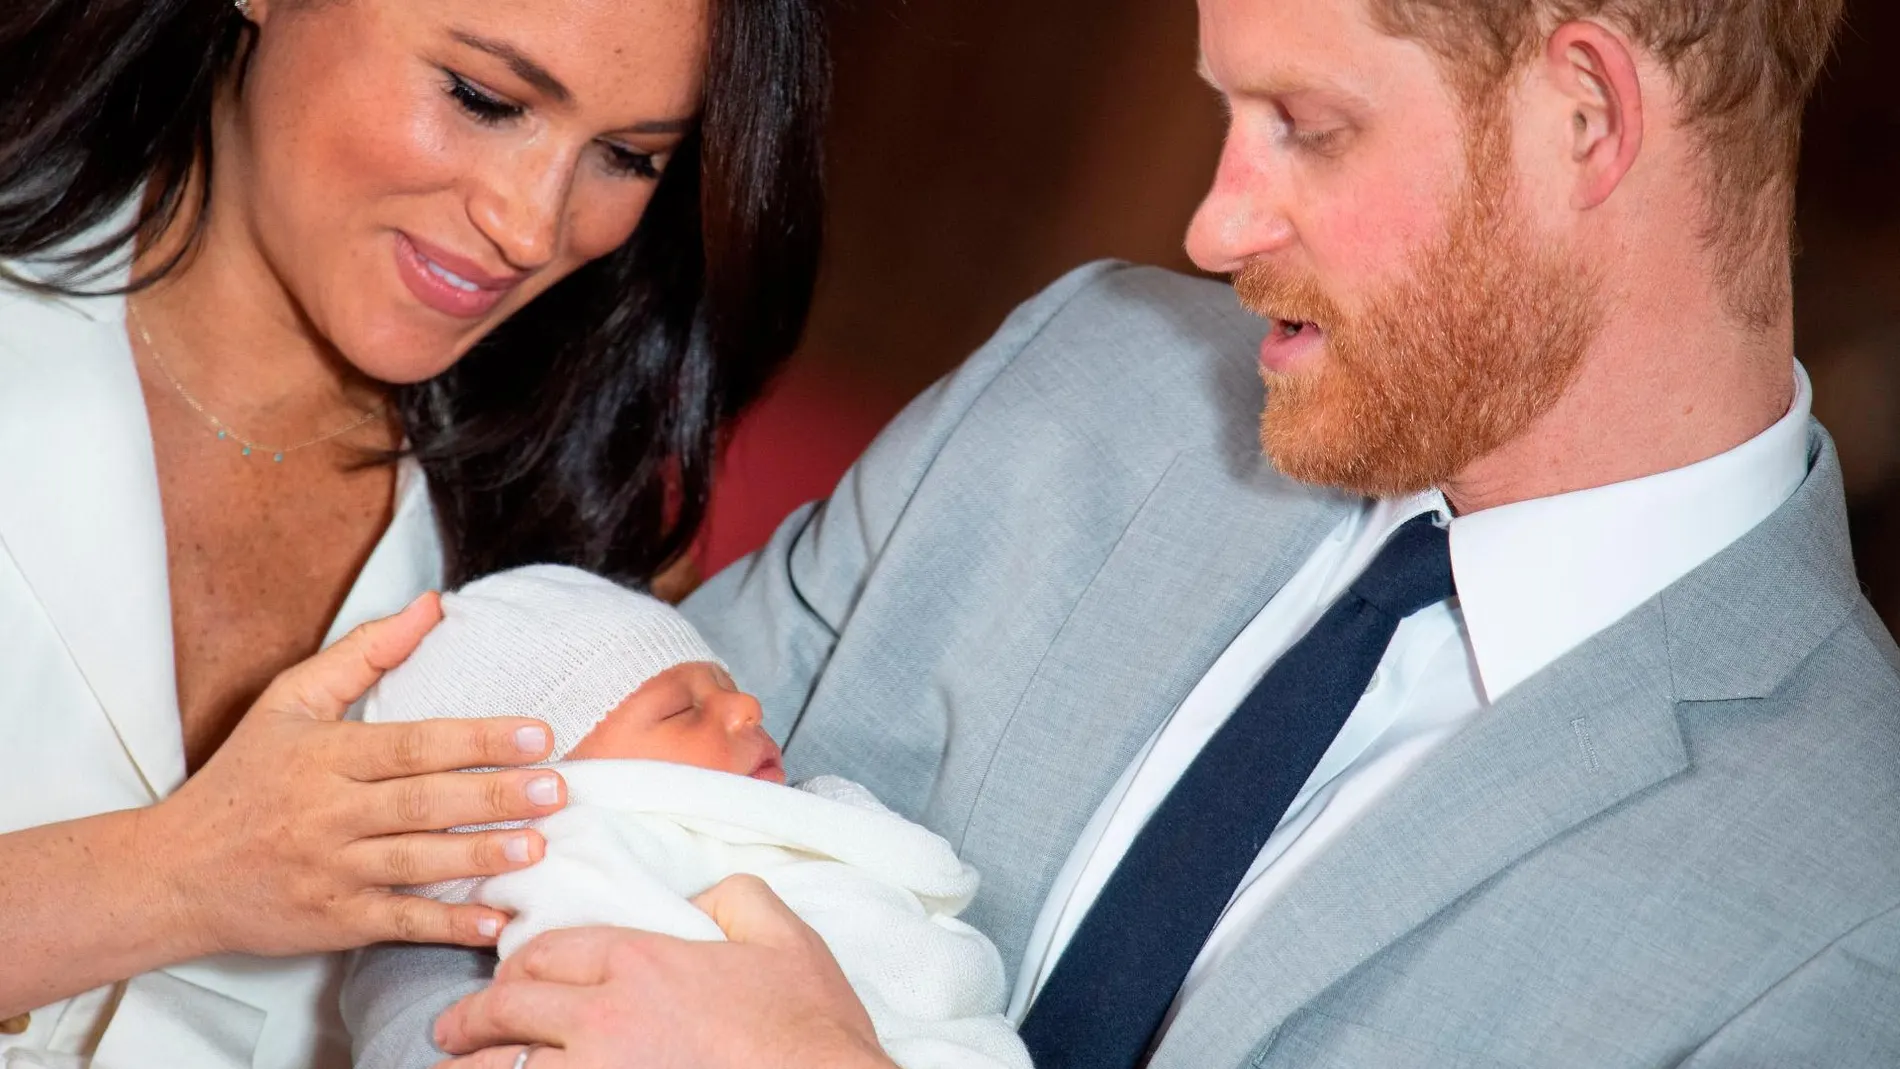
[467,145,572,272]
[1185,130,1296,275]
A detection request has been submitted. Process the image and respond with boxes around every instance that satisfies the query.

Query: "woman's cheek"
[564,176,660,263]
[324,79,468,199]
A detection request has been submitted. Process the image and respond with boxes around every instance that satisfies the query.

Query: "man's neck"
[1440,306,1796,516]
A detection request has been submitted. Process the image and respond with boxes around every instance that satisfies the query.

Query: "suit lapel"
[1153,425,1860,1069]
[1152,601,1687,1069]
[0,281,185,798]
[957,446,1350,973]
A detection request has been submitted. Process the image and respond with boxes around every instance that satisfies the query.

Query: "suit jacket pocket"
[1251,1008,1525,1069]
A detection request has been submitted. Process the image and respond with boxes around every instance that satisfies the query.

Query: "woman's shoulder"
[0,258,131,358]
[0,201,139,351]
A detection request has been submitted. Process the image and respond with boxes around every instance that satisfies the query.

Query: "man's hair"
[1371,0,1843,330]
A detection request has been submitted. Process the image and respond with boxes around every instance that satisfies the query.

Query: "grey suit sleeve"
[681,260,1122,742]
[1676,903,1900,1069]
[340,943,494,1069]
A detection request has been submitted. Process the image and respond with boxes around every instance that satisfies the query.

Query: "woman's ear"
[1543,20,1645,211]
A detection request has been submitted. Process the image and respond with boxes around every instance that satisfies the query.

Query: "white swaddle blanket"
[441,760,1030,1069]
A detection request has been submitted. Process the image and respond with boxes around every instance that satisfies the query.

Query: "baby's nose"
[721,691,765,731]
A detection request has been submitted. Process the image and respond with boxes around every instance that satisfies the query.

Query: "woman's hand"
[144,592,569,959]
[431,876,896,1069]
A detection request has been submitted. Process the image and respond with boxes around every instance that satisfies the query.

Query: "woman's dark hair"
[0,0,826,588]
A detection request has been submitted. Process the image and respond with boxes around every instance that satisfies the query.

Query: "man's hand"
[432,875,898,1069]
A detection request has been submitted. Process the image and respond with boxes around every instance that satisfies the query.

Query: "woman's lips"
[1259,318,1326,375]
[393,232,521,319]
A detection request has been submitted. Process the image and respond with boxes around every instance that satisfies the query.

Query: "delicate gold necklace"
[129,302,386,463]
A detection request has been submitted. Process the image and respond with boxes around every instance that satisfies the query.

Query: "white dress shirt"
[1009,365,1815,1028]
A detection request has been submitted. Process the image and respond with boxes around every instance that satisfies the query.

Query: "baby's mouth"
[750,752,786,784]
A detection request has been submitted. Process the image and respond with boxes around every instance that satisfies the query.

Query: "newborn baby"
[363,565,1029,1069]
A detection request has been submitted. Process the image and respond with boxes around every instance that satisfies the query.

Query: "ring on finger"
[511,1045,542,1069]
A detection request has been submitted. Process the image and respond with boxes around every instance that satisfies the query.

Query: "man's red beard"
[1234,113,1602,498]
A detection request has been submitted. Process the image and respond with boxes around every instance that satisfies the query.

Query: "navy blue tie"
[1018,514,1454,1068]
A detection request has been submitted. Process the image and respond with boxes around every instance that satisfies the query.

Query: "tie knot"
[1351,514,1455,618]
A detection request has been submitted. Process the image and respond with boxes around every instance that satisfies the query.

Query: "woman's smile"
[393,231,524,319]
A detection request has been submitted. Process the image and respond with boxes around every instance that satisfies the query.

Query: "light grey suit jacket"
[344,262,1900,1068]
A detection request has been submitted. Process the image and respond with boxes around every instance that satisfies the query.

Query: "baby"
[363,565,1030,1069]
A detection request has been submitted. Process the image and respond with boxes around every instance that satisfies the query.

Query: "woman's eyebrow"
[451,30,572,104]
[613,117,696,136]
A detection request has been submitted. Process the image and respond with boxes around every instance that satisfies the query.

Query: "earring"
[234,0,252,16]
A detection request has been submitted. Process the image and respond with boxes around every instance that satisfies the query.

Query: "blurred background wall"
[701,0,1900,627]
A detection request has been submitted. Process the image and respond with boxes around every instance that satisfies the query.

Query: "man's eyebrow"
[451,30,572,104]
[1197,60,1372,111]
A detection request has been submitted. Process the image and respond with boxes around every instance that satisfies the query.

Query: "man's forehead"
[1195,0,1427,103]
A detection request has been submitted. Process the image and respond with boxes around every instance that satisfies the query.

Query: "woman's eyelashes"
[601,143,662,181]
[444,70,664,181]
[445,71,522,124]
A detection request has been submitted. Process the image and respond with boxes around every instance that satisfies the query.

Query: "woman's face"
[228,0,708,384]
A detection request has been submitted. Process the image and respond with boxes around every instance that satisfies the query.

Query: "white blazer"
[0,257,444,1068]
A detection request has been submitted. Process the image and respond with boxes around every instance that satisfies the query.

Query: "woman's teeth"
[425,259,481,293]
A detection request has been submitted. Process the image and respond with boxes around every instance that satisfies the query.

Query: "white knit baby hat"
[363,564,727,761]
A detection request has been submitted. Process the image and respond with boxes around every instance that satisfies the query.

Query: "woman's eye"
[445,72,522,125]
[601,143,662,181]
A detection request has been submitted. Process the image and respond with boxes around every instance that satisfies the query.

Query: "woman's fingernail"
[477,917,501,939]
[514,725,549,754]
[526,776,561,806]
[504,836,531,864]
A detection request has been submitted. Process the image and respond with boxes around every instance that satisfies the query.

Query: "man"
[348,0,1900,1065]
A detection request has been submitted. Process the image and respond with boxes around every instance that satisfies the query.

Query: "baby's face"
[567,662,786,784]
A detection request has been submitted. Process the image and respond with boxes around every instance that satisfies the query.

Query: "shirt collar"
[1444,363,1814,702]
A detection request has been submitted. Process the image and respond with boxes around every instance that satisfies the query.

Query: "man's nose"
[1185,131,1296,275]
[467,143,572,273]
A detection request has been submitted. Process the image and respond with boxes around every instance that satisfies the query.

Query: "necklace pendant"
[241,446,252,457]
[216,429,228,440]
[273,452,285,463]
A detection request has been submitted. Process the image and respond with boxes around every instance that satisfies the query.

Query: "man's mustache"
[1232,260,1344,331]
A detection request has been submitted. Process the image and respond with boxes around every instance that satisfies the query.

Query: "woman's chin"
[336,324,479,387]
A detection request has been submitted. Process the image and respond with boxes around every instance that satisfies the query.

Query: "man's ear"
[1542,20,1645,210]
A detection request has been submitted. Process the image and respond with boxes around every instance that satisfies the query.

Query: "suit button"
[0,1012,28,1034]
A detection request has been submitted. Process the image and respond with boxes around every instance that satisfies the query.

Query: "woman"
[0,0,824,1063]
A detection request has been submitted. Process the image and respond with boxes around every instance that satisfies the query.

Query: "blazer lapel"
[1153,602,1688,1069]
[1153,425,1861,1069]
[0,282,186,798]
[957,446,1350,973]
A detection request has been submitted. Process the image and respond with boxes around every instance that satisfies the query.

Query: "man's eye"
[445,71,522,125]
[601,143,662,181]
[1294,127,1342,150]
